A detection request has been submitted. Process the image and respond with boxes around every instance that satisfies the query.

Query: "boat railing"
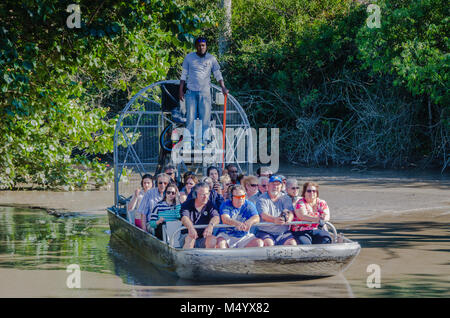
[168,221,338,247]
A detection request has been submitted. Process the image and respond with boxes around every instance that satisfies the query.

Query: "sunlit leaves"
[0,0,205,189]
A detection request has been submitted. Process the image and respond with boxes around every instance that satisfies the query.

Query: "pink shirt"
[291,198,329,231]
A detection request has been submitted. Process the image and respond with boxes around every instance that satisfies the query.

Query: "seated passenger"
[185,176,224,210]
[147,183,181,239]
[226,164,239,184]
[255,175,297,246]
[164,164,182,189]
[219,174,232,200]
[278,175,287,194]
[179,174,198,203]
[180,182,220,248]
[207,166,220,183]
[291,182,332,245]
[127,173,153,227]
[283,178,301,208]
[256,176,269,198]
[138,173,170,231]
[241,175,259,204]
[216,185,264,248]
[256,167,273,178]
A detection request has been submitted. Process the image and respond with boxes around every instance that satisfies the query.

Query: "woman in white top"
[127,174,153,227]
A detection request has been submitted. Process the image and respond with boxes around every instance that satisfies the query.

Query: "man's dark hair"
[164,164,176,171]
[140,173,153,187]
[225,163,237,171]
[207,166,220,177]
[195,36,207,45]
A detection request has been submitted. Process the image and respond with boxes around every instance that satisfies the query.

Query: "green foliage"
[0,0,205,189]
[221,0,448,169]
[356,0,449,107]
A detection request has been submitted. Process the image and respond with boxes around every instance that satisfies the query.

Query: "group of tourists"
[126,164,332,249]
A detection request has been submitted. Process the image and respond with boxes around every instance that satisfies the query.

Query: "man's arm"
[179,80,185,102]
[243,214,260,231]
[218,79,228,96]
[211,56,228,96]
[181,215,198,239]
[221,213,242,229]
[203,215,220,238]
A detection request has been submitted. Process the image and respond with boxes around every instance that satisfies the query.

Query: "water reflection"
[0,206,112,272]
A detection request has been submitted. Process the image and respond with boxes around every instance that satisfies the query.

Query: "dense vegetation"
[211,0,448,171]
[1,0,448,190]
[0,0,206,189]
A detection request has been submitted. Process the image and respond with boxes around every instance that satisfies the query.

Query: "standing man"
[179,36,228,147]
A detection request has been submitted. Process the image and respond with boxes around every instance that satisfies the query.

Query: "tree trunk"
[219,0,232,57]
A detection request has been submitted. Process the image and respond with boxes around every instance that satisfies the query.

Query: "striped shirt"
[148,201,181,229]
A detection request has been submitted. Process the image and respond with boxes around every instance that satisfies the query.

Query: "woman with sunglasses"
[180,174,199,203]
[219,174,232,200]
[241,175,259,203]
[284,178,301,208]
[291,182,332,245]
[138,173,171,231]
[147,183,181,240]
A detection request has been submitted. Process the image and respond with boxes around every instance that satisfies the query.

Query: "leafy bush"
[0,0,205,189]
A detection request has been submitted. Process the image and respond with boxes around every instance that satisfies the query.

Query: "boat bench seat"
[162,220,183,248]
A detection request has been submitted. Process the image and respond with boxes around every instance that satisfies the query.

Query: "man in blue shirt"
[179,36,228,147]
[216,185,264,248]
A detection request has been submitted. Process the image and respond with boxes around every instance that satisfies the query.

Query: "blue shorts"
[255,230,295,245]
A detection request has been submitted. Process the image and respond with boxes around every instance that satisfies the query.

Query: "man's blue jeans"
[185,89,211,144]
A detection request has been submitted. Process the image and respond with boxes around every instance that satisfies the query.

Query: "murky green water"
[0,206,111,271]
[0,206,182,287]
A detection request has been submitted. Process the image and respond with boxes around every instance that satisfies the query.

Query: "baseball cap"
[269,175,283,183]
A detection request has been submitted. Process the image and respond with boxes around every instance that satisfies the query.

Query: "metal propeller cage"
[113,80,253,207]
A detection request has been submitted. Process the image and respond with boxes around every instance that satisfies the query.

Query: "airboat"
[107,80,360,281]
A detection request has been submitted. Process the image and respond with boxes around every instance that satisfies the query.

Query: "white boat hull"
[107,208,360,281]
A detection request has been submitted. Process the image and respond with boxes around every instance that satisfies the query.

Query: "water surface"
[0,200,448,297]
